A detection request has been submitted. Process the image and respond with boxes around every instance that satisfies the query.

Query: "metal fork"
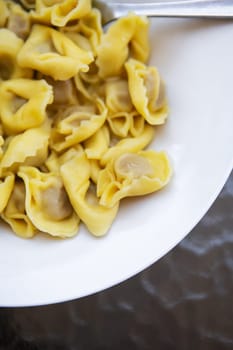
[93,0,233,25]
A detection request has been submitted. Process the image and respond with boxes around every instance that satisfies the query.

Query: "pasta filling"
[0,57,14,80]
[41,182,73,220]
[144,72,165,111]
[114,153,154,179]
[11,96,27,113]
[8,180,26,214]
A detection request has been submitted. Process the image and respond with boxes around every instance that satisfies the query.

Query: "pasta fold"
[32,0,91,27]
[44,76,78,106]
[18,166,80,238]
[73,70,104,102]
[0,123,50,176]
[96,13,149,78]
[89,159,101,184]
[100,124,155,167]
[0,79,53,134]
[0,136,4,160]
[125,59,169,125]
[107,112,132,138]
[63,8,102,55]
[0,0,9,27]
[130,112,145,137]
[51,98,107,152]
[106,78,133,114]
[19,0,35,10]
[0,29,32,81]
[17,24,94,80]
[97,150,172,207]
[0,174,15,213]
[60,146,119,236]
[84,125,109,160]
[2,180,37,238]
[7,1,31,40]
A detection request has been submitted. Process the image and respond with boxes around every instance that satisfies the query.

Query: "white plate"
[1,18,233,307]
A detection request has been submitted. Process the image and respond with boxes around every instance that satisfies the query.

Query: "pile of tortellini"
[0,0,172,239]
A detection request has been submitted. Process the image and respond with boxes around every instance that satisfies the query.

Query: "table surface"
[0,171,232,350]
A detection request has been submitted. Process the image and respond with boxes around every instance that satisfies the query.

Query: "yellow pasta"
[0,0,9,27]
[19,0,35,10]
[0,174,15,213]
[50,98,107,152]
[71,8,102,55]
[0,136,4,160]
[18,166,80,238]
[60,146,119,236]
[74,72,105,104]
[17,24,94,80]
[44,76,78,106]
[125,58,169,125]
[106,78,133,114]
[73,74,93,101]
[0,29,32,80]
[107,112,132,138]
[89,159,102,184]
[43,151,60,174]
[80,62,100,84]
[0,1,172,239]
[0,78,53,134]
[62,31,92,53]
[2,180,37,238]
[6,1,31,40]
[32,0,91,27]
[107,111,146,139]
[97,150,172,208]
[130,112,145,137]
[0,123,50,176]
[100,124,155,167]
[96,13,149,78]
[84,125,110,160]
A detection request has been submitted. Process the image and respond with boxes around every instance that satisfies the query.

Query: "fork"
[93,0,233,25]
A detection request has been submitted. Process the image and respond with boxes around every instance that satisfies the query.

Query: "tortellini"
[0,123,50,176]
[100,124,155,167]
[32,0,91,27]
[97,150,172,208]
[125,59,169,125]
[0,1,172,240]
[18,166,79,238]
[18,24,94,80]
[73,70,104,101]
[107,111,145,138]
[6,1,31,40]
[50,98,107,152]
[2,179,37,238]
[106,78,133,114]
[62,8,102,56]
[96,13,149,78]
[60,146,119,236]
[0,78,53,134]
[0,29,32,81]
[84,125,110,160]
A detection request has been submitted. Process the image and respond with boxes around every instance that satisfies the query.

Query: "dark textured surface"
[0,172,232,350]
